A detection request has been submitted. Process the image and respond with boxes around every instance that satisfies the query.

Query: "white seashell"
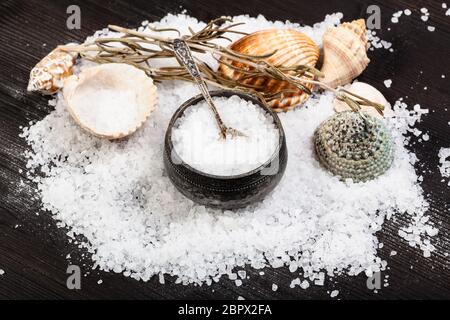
[219,29,320,112]
[334,82,393,119]
[28,45,78,95]
[320,19,370,89]
[63,63,157,140]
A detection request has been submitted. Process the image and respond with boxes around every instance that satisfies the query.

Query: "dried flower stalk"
[60,17,384,115]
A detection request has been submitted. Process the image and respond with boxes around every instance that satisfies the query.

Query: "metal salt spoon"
[172,38,246,139]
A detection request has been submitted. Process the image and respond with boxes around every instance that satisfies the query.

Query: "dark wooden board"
[0,0,449,300]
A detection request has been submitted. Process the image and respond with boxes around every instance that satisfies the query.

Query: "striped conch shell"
[27,45,78,95]
[219,29,320,112]
[320,19,370,89]
[63,63,157,140]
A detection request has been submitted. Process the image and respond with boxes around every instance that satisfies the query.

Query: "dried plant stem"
[60,17,384,115]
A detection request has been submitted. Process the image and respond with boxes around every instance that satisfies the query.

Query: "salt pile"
[69,88,139,135]
[172,96,279,176]
[21,13,437,286]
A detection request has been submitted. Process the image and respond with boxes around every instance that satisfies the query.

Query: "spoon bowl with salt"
[172,39,246,139]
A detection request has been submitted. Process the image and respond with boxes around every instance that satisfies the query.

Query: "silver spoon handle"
[172,39,225,130]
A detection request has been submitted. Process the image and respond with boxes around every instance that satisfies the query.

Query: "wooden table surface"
[0,0,449,300]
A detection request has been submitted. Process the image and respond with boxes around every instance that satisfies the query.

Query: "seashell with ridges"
[63,63,157,140]
[27,45,78,95]
[320,19,370,89]
[314,111,394,182]
[219,29,320,112]
[334,82,393,119]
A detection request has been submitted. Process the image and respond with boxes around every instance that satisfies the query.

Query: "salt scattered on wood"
[20,13,438,287]
[330,290,339,298]
[300,280,310,290]
[290,278,301,288]
[0,269,5,276]
[367,31,393,51]
[272,283,278,291]
[427,26,435,32]
[384,79,392,88]
[438,148,450,178]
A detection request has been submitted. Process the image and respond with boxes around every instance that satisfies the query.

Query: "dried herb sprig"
[60,17,384,115]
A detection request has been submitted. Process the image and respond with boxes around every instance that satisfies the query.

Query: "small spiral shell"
[27,47,78,95]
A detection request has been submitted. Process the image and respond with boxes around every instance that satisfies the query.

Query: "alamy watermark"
[367,5,381,30]
[66,265,81,290]
[366,272,382,291]
[66,5,81,30]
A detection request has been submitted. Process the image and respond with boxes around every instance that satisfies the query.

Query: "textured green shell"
[314,111,394,182]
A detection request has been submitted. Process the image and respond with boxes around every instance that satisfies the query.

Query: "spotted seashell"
[27,46,78,95]
[219,29,320,112]
[314,111,394,182]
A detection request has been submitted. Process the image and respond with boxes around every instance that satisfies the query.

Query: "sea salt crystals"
[367,30,393,52]
[172,95,279,176]
[384,79,393,88]
[438,147,450,178]
[391,10,403,23]
[330,290,339,298]
[21,13,439,289]
[421,8,430,21]
[63,63,157,139]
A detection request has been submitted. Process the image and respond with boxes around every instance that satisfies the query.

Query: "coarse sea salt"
[20,13,438,287]
[172,96,279,176]
[384,79,392,88]
[438,147,450,178]
[69,88,140,136]
[367,31,393,52]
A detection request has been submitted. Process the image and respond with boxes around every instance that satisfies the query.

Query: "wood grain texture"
[0,0,449,300]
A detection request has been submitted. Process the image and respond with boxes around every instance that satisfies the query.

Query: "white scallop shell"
[334,82,393,119]
[63,63,157,140]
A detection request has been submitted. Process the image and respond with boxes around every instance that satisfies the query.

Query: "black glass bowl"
[163,90,288,210]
